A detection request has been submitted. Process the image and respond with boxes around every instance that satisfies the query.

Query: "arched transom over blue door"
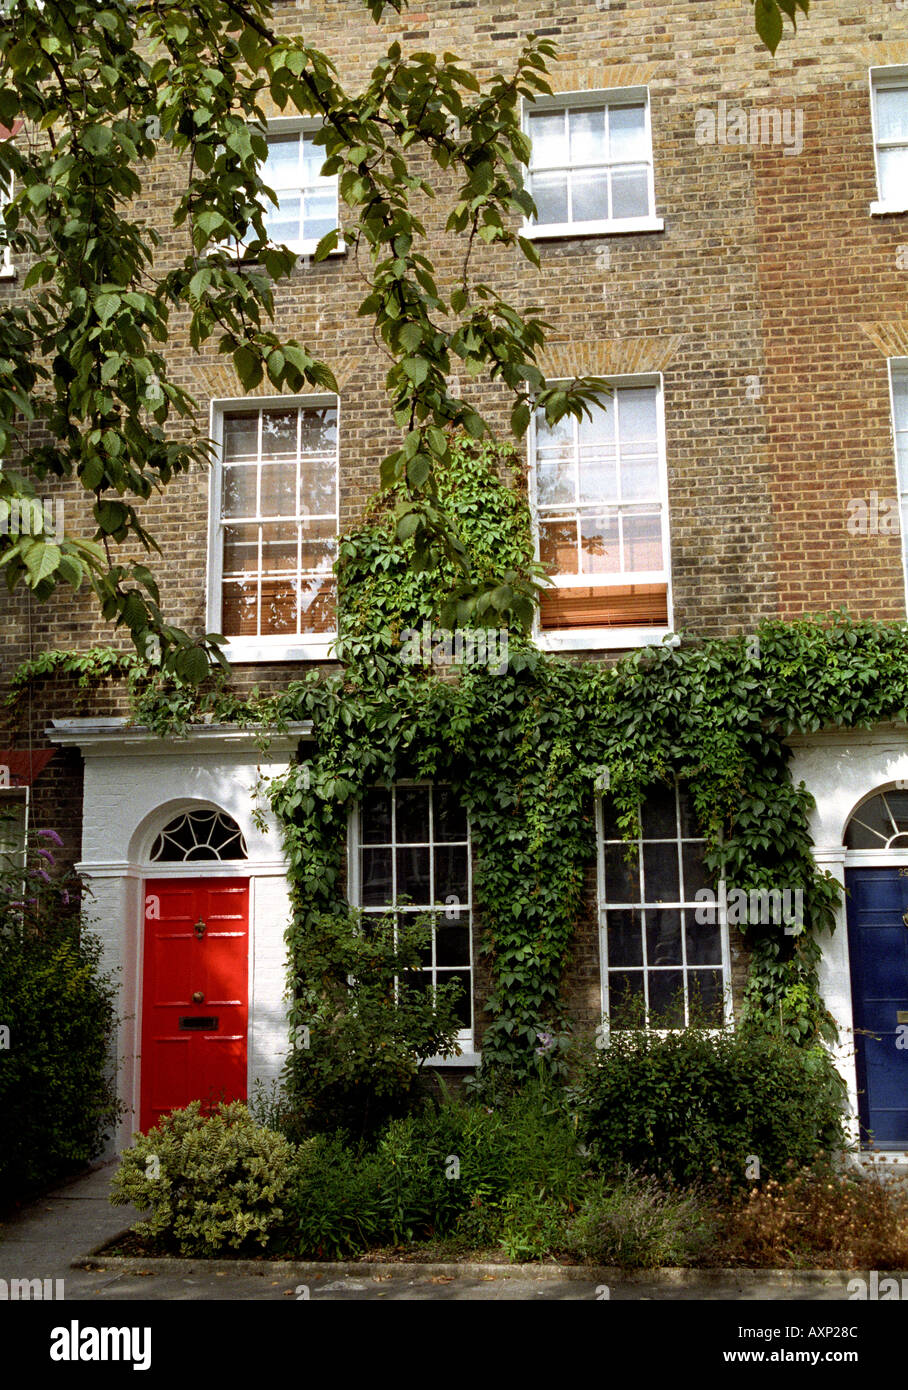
[845,789,908,1150]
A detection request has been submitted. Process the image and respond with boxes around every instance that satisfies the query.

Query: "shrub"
[574,1025,847,1188]
[720,1165,908,1268]
[0,839,119,1203]
[283,908,463,1139]
[110,1101,295,1255]
[563,1170,717,1268]
[286,1133,388,1258]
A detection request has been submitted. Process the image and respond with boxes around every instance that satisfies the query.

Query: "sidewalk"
[0,1165,865,1301]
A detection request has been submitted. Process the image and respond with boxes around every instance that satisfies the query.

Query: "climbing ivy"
[14,437,908,1075]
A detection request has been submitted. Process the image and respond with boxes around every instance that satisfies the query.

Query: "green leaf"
[754,0,784,53]
[23,542,61,585]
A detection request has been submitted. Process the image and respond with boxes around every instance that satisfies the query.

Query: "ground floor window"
[597,779,729,1028]
[0,790,27,872]
[353,782,474,1046]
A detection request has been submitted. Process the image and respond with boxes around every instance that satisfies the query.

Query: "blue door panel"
[846,868,908,1150]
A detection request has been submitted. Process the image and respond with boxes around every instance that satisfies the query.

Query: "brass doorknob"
[192,990,204,1004]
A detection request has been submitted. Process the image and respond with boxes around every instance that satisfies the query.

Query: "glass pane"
[0,798,25,867]
[604,842,640,902]
[600,795,628,841]
[619,450,660,502]
[361,847,393,905]
[646,908,683,965]
[396,785,430,844]
[434,787,468,843]
[618,387,658,443]
[570,169,609,223]
[678,790,700,839]
[261,410,298,458]
[261,524,298,573]
[303,188,337,241]
[361,787,392,844]
[221,579,258,636]
[609,103,647,160]
[530,170,569,224]
[300,406,337,454]
[222,412,259,462]
[222,523,258,575]
[608,969,645,1027]
[893,372,908,430]
[300,529,336,574]
[222,464,258,518]
[302,138,328,185]
[681,841,711,898]
[440,968,472,1029]
[260,576,297,634]
[528,108,566,167]
[396,846,430,904]
[578,400,616,501]
[878,146,908,203]
[300,455,336,515]
[610,167,649,219]
[436,923,470,967]
[885,791,908,831]
[647,969,685,1027]
[686,916,723,966]
[688,968,724,1024]
[296,574,335,632]
[264,133,301,184]
[569,106,606,163]
[434,844,468,906]
[539,517,577,574]
[643,842,680,902]
[623,509,663,571]
[537,455,576,507]
[259,462,296,517]
[606,909,643,966]
[580,511,620,574]
[641,783,677,838]
[845,793,891,848]
[535,408,574,456]
[876,86,908,143]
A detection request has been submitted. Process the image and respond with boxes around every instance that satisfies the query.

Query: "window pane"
[678,790,700,838]
[681,840,712,898]
[885,790,908,831]
[845,793,891,848]
[296,575,335,632]
[569,106,606,163]
[608,104,648,160]
[578,401,617,501]
[608,969,645,1026]
[611,167,650,219]
[361,847,393,905]
[262,409,298,458]
[580,511,620,574]
[361,787,392,844]
[641,784,676,838]
[623,509,663,571]
[222,412,259,462]
[396,846,430,903]
[618,388,658,444]
[441,968,472,1029]
[607,909,644,966]
[303,188,337,241]
[396,785,430,843]
[648,969,685,1027]
[264,134,301,184]
[259,461,296,516]
[434,787,468,843]
[686,916,723,966]
[300,456,336,515]
[878,146,908,203]
[893,372,908,430]
[302,138,327,185]
[604,842,640,901]
[537,455,576,507]
[646,909,683,965]
[528,109,566,167]
[434,844,468,905]
[643,842,680,902]
[300,524,336,574]
[0,798,25,867]
[260,577,297,634]
[530,170,569,224]
[223,523,258,574]
[570,169,609,222]
[221,579,257,635]
[264,195,301,246]
[300,406,338,454]
[876,86,908,143]
[261,522,297,573]
[539,517,577,574]
[436,923,470,967]
[688,968,724,1023]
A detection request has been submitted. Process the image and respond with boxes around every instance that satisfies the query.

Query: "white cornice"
[46,718,314,758]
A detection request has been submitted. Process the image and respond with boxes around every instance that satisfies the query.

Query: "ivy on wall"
[14,437,908,1073]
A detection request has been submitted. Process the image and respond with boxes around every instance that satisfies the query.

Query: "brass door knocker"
[193,917,206,940]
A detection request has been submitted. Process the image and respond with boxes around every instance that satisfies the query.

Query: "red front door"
[140,878,249,1133]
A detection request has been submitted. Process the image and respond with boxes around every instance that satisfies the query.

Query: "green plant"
[563,1170,717,1268]
[575,1025,848,1189]
[0,833,120,1203]
[109,1101,296,1255]
[286,1132,388,1258]
[499,1187,571,1262]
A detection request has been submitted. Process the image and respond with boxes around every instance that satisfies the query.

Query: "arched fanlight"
[149,809,248,862]
[845,790,908,850]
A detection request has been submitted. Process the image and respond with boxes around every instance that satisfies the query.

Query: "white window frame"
[0,170,14,279]
[595,782,733,1040]
[870,66,908,216]
[528,372,675,652]
[0,785,28,874]
[257,116,345,260]
[887,358,908,609]
[206,393,340,663]
[521,87,664,240]
[347,780,477,1064]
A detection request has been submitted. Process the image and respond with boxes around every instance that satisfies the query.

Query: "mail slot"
[897,1011,908,1025]
[178,1016,218,1031]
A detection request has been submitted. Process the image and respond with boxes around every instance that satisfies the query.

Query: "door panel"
[846,868,908,1149]
[141,878,249,1133]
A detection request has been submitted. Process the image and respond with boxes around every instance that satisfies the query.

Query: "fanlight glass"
[149,810,248,862]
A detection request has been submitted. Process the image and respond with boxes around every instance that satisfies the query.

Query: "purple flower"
[535,1029,555,1056]
[35,849,56,863]
[37,829,64,847]
[32,868,51,883]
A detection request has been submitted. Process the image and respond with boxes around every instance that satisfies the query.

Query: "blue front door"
[846,867,908,1149]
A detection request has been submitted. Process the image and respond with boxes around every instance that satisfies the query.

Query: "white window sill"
[424,1049,480,1068]
[221,636,338,663]
[524,216,664,240]
[536,626,678,652]
[870,200,908,216]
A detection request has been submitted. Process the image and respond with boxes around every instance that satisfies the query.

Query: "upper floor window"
[871,70,908,214]
[354,783,474,1049]
[530,381,671,635]
[260,123,338,255]
[523,90,662,238]
[210,398,339,650]
[597,781,729,1030]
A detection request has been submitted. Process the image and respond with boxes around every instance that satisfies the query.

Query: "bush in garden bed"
[573,1024,848,1189]
[110,1101,296,1256]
